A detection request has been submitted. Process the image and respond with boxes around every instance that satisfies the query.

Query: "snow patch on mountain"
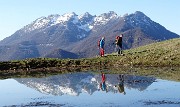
[39,43,54,47]
[55,12,77,24]
[77,34,86,39]
[58,86,78,96]
[78,24,93,32]
[93,11,118,25]
[26,81,53,95]
[80,75,94,83]
[23,11,119,33]
[78,12,92,19]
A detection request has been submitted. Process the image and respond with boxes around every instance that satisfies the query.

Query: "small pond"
[0,71,180,107]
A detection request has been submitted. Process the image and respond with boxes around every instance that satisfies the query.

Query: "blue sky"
[0,0,180,40]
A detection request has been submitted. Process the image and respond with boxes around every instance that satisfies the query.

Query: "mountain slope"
[71,11,179,57]
[45,48,78,59]
[126,38,180,60]
[0,11,179,61]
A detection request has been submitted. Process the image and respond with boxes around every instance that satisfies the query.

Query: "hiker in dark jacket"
[115,34,123,54]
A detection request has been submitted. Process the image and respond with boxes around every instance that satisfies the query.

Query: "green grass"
[0,38,179,70]
[112,38,180,67]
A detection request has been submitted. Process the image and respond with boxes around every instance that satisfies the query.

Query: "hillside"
[0,38,179,73]
[116,38,180,66]
[0,11,179,61]
[44,48,78,59]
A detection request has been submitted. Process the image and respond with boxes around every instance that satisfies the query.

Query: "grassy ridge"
[117,38,180,66]
[0,38,179,71]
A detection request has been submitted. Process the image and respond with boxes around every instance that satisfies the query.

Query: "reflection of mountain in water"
[15,72,156,96]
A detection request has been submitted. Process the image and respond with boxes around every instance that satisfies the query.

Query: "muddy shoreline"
[0,65,179,82]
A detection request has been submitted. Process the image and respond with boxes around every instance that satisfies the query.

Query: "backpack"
[98,39,101,47]
[116,36,120,40]
[115,36,120,45]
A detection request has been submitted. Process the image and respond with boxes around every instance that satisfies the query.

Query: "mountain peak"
[108,11,118,16]
[79,12,92,18]
[62,12,77,17]
[56,12,78,23]
[127,11,147,19]
[78,12,94,21]
[123,11,152,28]
[93,11,118,25]
[99,11,118,19]
[134,11,145,16]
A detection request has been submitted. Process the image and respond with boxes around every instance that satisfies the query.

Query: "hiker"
[99,72,107,92]
[115,74,126,95]
[99,37,105,57]
[115,34,123,55]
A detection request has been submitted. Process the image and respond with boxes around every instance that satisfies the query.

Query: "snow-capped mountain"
[0,11,179,61]
[24,12,92,33]
[15,73,156,96]
[22,11,117,38]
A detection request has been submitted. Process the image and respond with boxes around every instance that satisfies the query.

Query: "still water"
[0,72,180,107]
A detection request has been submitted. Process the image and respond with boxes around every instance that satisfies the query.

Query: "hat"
[120,34,123,37]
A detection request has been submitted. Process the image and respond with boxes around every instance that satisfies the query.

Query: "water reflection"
[115,74,126,95]
[1,72,180,107]
[99,72,107,92]
[15,72,156,96]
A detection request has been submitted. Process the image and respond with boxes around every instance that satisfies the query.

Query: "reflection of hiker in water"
[99,73,107,92]
[115,74,126,95]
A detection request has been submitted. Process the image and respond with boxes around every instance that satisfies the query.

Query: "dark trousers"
[116,45,122,54]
